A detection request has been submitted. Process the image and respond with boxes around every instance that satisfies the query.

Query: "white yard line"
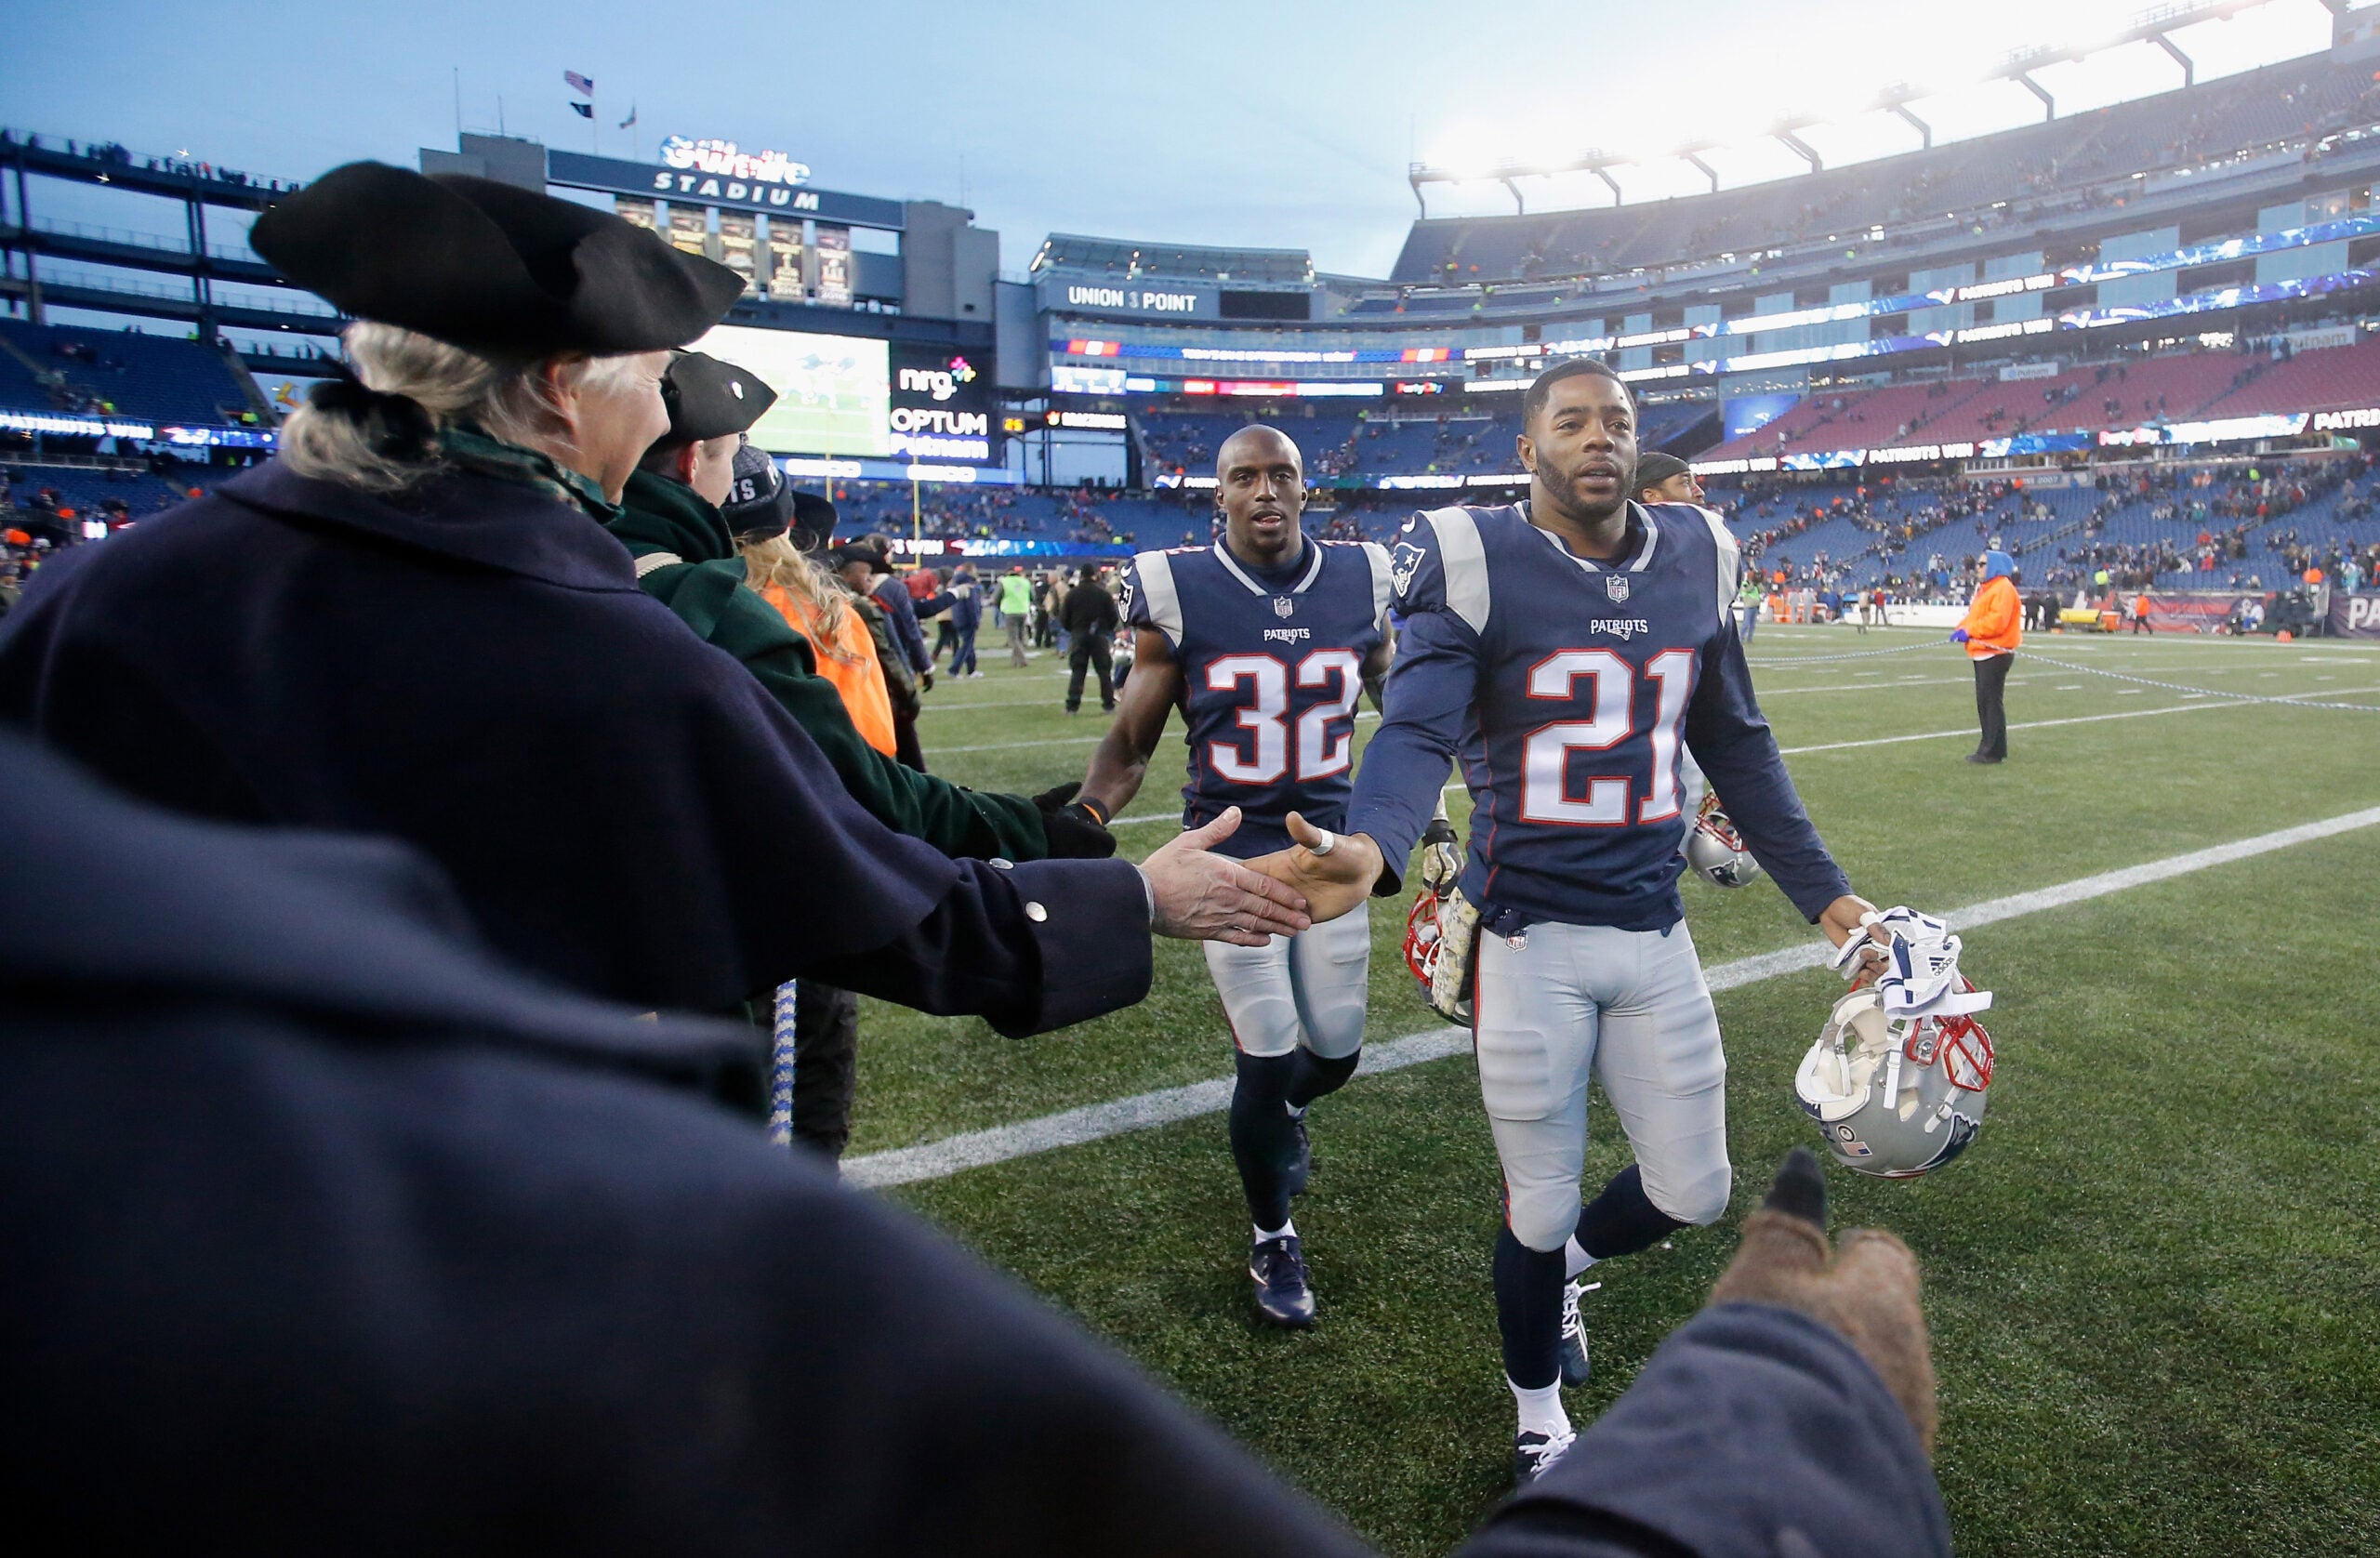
[844,802,2380,1189]
[1773,683,2380,756]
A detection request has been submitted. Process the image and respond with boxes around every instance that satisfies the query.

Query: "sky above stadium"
[0,0,2346,279]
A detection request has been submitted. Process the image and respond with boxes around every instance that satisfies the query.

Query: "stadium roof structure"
[1032,233,1314,286]
[1407,0,2319,215]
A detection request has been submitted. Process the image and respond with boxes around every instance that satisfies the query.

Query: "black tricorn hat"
[1633,451,1691,491]
[251,162,744,357]
[662,350,777,444]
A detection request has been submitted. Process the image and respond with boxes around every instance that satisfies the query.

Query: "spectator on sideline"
[0,163,1302,1035]
[857,530,947,769]
[4,726,1950,1558]
[949,562,985,677]
[727,464,895,1159]
[1632,450,1703,507]
[1738,567,1765,641]
[861,527,936,692]
[2130,590,2153,634]
[1000,564,1035,667]
[828,541,926,772]
[607,353,1058,861]
[1062,563,1121,715]
[1953,549,2023,765]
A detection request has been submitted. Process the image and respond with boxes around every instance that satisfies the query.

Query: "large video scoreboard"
[692,325,998,463]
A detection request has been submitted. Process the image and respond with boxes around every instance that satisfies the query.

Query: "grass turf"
[857,625,2380,1553]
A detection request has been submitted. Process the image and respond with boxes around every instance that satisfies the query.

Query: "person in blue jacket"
[0,163,1306,1028]
[948,560,985,677]
[2,726,1949,1558]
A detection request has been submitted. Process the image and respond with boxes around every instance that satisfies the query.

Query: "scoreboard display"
[689,325,998,463]
[691,325,890,457]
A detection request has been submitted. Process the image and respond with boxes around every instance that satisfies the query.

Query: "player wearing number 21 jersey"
[1078,425,1393,1331]
[1263,360,1881,1485]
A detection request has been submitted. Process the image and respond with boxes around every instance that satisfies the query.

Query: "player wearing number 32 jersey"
[1078,425,1392,1333]
[1251,359,1884,1485]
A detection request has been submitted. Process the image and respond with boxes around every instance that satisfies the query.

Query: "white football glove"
[1829,905,1992,1018]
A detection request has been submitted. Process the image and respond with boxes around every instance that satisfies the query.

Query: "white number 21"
[1519,649,1695,826]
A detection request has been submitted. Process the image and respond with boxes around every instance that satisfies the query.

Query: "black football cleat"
[1557,1281,1591,1388]
[1513,1426,1577,1485]
[1250,1234,1316,1328]
[1281,1107,1312,1196]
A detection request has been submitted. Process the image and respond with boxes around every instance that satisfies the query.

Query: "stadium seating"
[1392,55,2380,285]
[1699,339,2380,464]
[0,321,266,427]
[0,461,223,522]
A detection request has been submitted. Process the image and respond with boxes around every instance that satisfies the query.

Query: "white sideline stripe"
[844,802,2380,1189]
[1776,683,2380,755]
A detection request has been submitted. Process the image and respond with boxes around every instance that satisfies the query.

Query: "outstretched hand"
[1141,807,1312,946]
[1709,1148,1937,1457]
[1241,811,1382,926]
[1819,893,1887,989]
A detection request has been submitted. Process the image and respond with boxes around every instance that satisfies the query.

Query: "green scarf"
[439,423,619,522]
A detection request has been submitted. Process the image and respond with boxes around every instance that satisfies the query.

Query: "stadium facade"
[6,0,2380,602]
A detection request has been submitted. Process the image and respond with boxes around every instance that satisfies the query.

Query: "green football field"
[853,624,2380,1555]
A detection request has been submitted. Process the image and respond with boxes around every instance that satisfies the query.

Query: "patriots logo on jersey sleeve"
[1390,540,1427,599]
[1119,572,1136,619]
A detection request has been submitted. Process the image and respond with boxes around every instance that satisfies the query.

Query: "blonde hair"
[740,533,859,657]
[279,322,646,493]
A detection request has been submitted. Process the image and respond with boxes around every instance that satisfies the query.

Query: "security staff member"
[4,728,1950,1558]
[0,163,1308,1031]
[1952,549,2023,764]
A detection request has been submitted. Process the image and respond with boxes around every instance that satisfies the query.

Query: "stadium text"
[1066,285,1201,313]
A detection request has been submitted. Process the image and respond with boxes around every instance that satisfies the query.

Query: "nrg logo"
[898,356,978,402]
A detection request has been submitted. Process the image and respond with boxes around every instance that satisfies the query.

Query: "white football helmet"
[1795,984,1995,1178]
[1685,794,1763,888]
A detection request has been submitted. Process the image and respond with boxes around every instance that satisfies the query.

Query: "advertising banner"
[2331,592,2380,638]
[889,342,998,462]
[613,196,658,230]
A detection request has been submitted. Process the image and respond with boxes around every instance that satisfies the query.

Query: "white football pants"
[1473,918,1732,1250]
[1202,906,1371,1060]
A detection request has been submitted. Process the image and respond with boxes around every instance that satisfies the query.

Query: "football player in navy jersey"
[1250,359,1885,1482]
[1078,425,1395,1329]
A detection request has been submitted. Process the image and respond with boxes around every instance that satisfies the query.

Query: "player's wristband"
[1074,796,1111,825]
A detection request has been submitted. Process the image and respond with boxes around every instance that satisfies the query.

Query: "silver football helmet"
[1794,985,1995,1178]
[1685,794,1764,889]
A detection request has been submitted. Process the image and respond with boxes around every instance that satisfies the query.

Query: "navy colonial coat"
[2,732,1949,1557]
[0,461,1148,1030]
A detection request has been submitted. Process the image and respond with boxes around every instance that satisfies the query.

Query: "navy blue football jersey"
[1123,536,1394,860]
[1348,501,1849,931]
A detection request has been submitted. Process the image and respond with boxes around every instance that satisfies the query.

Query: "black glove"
[1031,781,1117,860]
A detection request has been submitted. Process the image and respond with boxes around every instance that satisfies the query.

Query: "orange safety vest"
[1958,574,2022,659]
[760,582,898,757]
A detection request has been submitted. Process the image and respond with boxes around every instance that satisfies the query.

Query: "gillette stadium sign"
[545,150,905,229]
[659,137,809,187]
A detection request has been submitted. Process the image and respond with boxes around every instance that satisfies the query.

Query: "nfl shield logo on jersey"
[1273,596,1295,618]
[1606,574,1631,603]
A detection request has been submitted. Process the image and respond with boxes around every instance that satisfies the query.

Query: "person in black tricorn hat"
[606,350,1099,865]
[0,161,1311,1031]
